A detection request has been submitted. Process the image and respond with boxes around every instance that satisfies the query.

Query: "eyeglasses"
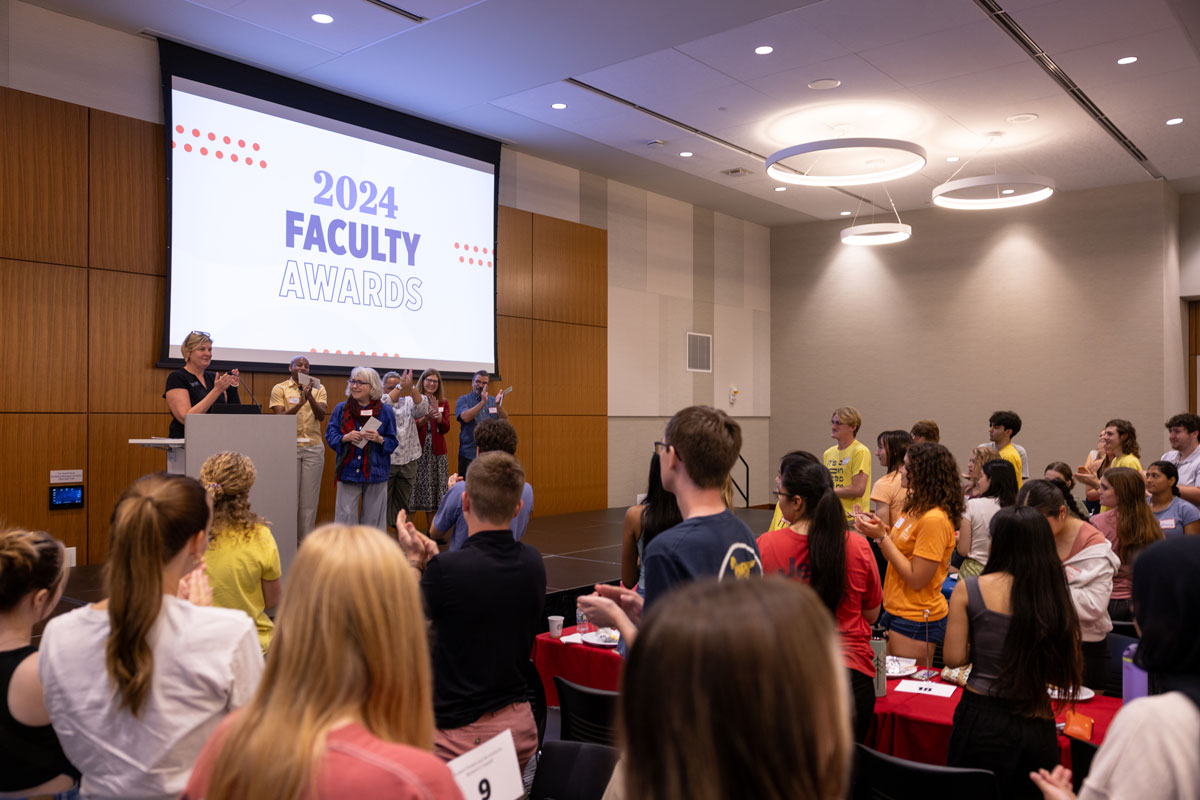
[654,441,672,455]
[348,379,368,387]
[773,490,795,501]
[189,330,211,338]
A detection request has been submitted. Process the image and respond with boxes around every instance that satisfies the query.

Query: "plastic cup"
[548,615,564,638]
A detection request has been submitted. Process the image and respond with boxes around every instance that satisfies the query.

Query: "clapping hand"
[396,510,439,570]
[1029,766,1077,800]
[591,583,644,626]
[178,561,213,606]
[214,372,237,393]
[399,369,414,393]
[854,510,887,540]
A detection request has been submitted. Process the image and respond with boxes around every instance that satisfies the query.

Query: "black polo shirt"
[421,529,546,730]
[163,368,239,438]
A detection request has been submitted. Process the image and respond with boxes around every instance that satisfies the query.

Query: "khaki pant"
[434,701,539,772]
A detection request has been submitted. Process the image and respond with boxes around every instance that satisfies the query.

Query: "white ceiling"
[23,0,1200,226]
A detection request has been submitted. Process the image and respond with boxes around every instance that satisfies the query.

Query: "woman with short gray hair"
[325,367,398,530]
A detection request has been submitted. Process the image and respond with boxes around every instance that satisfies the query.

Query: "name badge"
[289,397,300,405]
[842,456,851,465]
[894,516,906,529]
[360,409,373,417]
[488,406,497,414]
[1160,518,1177,530]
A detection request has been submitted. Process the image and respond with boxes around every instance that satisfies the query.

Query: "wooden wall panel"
[530,416,607,516]
[0,88,88,267]
[89,270,172,416]
[89,111,166,275]
[531,214,606,326]
[532,320,607,416]
[86,414,167,564]
[506,414,535,489]
[497,206,532,318]
[0,260,88,412]
[0,414,87,554]
[496,315,532,415]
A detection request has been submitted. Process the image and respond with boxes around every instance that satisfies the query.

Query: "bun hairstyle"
[1018,478,1088,521]
[105,473,211,716]
[200,452,269,543]
[0,528,66,612]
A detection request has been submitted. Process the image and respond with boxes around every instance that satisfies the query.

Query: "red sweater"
[416,399,451,456]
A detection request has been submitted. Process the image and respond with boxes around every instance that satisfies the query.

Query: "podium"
[130,414,300,574]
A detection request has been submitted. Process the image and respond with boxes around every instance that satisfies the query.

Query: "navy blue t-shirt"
[642,509,762,608]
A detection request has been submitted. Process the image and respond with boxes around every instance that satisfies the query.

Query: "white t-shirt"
[1080,693,1200,800]
[1160,447,1200,488]
[963,496,1000,564]
[39,595,263,800]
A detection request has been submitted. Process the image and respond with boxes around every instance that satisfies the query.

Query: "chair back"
[523,659,548,749]
[1068,736,1099,792]
[553,676,618,746]
[1104,632,1138,696]
[529,740,620,800]
[852,744,999,800]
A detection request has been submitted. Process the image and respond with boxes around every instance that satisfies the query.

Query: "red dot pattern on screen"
[454,243,492,267]
[171,126,266,168]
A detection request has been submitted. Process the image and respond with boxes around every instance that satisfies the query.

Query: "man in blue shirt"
[455,370,508,476]
[433,418,533,550]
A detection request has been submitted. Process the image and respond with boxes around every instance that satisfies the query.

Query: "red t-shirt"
[184,715,465,800]
[757,527,883,677]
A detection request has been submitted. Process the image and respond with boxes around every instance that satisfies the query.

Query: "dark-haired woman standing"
[957,458,1020,578]
[39,473,263,799]
[620,453,683,591]
[758,455,882,743]
[855,442,964,660]
[944,507,1083,799]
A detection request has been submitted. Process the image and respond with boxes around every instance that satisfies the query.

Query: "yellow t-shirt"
[824,440,872,521]
[767,502,788,532]
[1100,453,1144,512]
[206,523,282,653]
[269,379,329,446]
[997,444,1023,489]
[870,470,907,524]
[881,507,955,622]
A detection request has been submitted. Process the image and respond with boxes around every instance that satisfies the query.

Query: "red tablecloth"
[531,625,624,705]
[867,676,1123,767]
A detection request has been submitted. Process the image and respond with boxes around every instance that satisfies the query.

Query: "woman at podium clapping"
[164,331,241,438]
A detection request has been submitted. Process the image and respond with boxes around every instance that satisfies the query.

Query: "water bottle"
[871,625,888,697]
[576,605,593,634]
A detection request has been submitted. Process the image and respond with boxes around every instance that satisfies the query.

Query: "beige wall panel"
[0,87,87,266]
[0,414,87,556]
[86,413,167,564]
[532,214,607,326]
[497,205,532,318]
[532,320,607,416]
[532,416,606,516]
[89,110,166,275]
[0,260,87,412]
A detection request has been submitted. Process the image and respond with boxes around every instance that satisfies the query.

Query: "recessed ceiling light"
[1007,113,1039,124]
[551,103,567,110]
[311,13,333,23]
[1167,117,1184,126]
[679,151,694,158]
[1117,56,1138,65]
[774,186,787,192]
[840,211,852,216]
[946,156,960,163]
[808,78,842,91]
[755,45,774,55]
[1001,189,1015,195]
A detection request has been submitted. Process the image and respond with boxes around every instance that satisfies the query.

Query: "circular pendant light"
[840,222,912,246]
[766,138,927,186]
[932,174,1055,210]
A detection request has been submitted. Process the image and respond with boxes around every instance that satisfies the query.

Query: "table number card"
[894,679,957,698]
[446,729,525,800]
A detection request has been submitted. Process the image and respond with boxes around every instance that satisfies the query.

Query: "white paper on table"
[558,633,584,644]
[446,729,524,800]
[894,680,957,698]
[355,416,382,449]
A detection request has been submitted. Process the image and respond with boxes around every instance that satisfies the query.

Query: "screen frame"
[157,40,502,380]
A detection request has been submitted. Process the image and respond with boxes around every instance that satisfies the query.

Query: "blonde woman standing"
[39,473,262,799]
[164,331,241,438]
[184,524,463,800]
[200,452,282,653]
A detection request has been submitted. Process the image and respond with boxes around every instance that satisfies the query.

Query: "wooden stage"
[41,506,775,638]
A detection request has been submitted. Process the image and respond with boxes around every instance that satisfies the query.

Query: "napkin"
[559,633,584,645]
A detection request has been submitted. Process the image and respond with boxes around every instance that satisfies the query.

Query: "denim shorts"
[879,610,947,643]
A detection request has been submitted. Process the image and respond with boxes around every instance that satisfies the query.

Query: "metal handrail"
[730,454,750,508]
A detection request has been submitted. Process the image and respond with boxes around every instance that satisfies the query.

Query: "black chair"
[529,740,619,800]
[1068,736,1099,793]
[553,676,618,746]
[1110,619,1139,638]
[523,659,548,749]
[1104,632,1138,696]
[852,744,999,800]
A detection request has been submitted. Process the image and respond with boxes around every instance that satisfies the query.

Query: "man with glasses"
[824,406,871,524]
[455,370,508,477]
[269,356,327,540]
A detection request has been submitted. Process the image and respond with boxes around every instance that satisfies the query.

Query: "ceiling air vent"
[721,167,752,177]
[687,332,712,373]
[362,0,428,22]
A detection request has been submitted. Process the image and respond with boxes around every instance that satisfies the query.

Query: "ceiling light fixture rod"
[361,0,428,23]
[972,0,1162,179]
[563,78,890,213]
